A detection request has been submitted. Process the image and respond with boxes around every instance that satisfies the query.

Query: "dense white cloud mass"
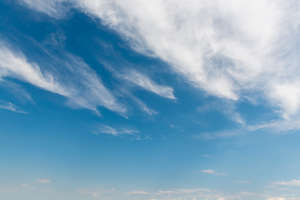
[74,0,300,119]
[19,0,300,120]
[0,43,125,114]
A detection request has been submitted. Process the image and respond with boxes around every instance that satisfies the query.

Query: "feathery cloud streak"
[0,101,26,114]
[93,125,139,137]
[0,41,125,114]
[121,70,175,99]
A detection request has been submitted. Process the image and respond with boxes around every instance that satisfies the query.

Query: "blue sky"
[1,0,300,200]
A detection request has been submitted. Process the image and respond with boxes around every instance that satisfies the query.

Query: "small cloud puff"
[36,178,52,184]
[93,125,139,137]
[200,169,226,176]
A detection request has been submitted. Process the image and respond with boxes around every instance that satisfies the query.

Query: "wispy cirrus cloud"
[17,0,71,18]
[93,125,139,137]
[18,0,300,130]
[200,169,226,176]
[197,100,245,125]
[0,80,33,103]
[129,94,158,116]
[121,70,175,100]
[0,40,126,115]
[197,117,300,139]
[0,44,67,96]
[273,180,300,187]
[0,101,27,114]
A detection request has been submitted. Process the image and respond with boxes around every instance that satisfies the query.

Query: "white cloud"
[0,101,27,114]
[197,100,245,125]
[18,0,300,124]
[17,0,70,18]
[274,180,300,187]
[93,125,139,137]
[0,80,33,103]
[78,187,227,200]
[201,169,216,175]
[145,188,251,200]
[268,198,286,200]
[117,83,158,116]
[20,183,36,191]
[0,42,125,115]
[36,179,52,184]
[73,0,279,101]
[60,55,126,115]
[121,70,175,99]
[78,188,117,199]
[0,44,67,96]
[200,169,226,176]
[128,190,150,195]
[130,95,158,116]
[197,129,243,140]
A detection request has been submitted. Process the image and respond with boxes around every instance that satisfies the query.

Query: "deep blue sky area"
[1,1,300,200]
